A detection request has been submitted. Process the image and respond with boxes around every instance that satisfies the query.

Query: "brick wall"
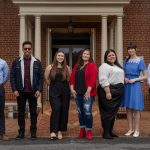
[0,0,149,109]
[123,0,150,110]
[0,0,19,95]
[123,0,150,65]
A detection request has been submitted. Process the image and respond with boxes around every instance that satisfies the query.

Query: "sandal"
[50,132,57,140]
[57,131,62,140]
[124,130,134,136]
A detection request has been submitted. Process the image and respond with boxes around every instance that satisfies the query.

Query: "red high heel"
[78,128,86,139]
[87,130,92,140]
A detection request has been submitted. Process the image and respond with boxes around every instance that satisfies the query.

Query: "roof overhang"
[12,0,131,16]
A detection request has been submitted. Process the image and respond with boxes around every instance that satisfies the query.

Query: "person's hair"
[76,48,93,68]
[50,51,70,81]
[104,49,122,69]
[127,42,137,50]
[126,42,137,62]
[22,41,32,47]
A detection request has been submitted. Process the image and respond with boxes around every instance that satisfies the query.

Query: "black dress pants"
[49,81,70,133]
[0,87,5,135]
[17,92,37,135]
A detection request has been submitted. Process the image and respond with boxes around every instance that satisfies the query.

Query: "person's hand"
[13,90,19,97]
[128,79,136,84]
[71,89,77,98]
[35,90,41,98]
[84,91,90,100]
[106,92,112,100]
[46,80,50,86]
[125,78,129,83]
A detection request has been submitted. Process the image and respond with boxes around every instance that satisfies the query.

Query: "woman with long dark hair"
[45,51,70,140]
[97,49,124,139]
[70,49,98,140]
[122,43,147,137]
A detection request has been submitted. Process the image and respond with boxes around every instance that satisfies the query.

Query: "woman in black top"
[45,51,70,140]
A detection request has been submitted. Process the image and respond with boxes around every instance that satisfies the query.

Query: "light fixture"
[68,16,73,33]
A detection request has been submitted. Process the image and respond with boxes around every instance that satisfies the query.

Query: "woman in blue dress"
[122,43,147,137]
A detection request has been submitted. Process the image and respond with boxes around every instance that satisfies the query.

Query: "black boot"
[110,119,118,138]
[31,132,37,140]
[30,130,37,140]
[102,120,113,139]
[16,130,24,140]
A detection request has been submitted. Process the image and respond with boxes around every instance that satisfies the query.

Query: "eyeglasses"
[24,48,31,51]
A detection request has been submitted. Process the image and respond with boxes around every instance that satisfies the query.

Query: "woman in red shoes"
[70,49,98,140]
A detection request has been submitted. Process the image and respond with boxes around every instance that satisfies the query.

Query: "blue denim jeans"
[0,87,5,135]
[76,95,94,130]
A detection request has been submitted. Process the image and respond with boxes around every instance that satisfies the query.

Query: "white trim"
[20,56,24,87]
[91,28,96,61]
[46,28,52,101]
[13,0,130,16]
[19,6,124,16]
[34,15,41,60]
[101,16,108,63]
[19,15,26,56]
[116,16,123,65]
[30,56,37,86]
[13,0,130,5]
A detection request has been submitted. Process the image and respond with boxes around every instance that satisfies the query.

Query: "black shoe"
[31,134,37,140]
[103,133,113,139]
[15,134,24,140]
[111,132,118,138]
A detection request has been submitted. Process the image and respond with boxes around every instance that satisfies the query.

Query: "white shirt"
[147,63,150,86]
[99,63,124,87]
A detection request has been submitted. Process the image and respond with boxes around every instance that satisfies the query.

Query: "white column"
[34,15,41,60]
[28,25,32,42]
[116,16,123,65]
[101,16,108,63]
[19,15,26,56]
[91,28,96,61]
[34,15,42,108]
[115,20,117,51]
[109,22,114,50]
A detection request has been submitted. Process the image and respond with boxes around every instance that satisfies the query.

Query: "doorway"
[52,33,90,69]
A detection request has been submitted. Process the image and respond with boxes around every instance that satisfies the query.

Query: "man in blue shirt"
[0,58,9,141]
[148,63,150,94]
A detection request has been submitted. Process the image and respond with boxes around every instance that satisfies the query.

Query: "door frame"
[46,28,96,100]
[46,28,96,66]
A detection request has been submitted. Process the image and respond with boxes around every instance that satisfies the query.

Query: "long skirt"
[97,83,124,122]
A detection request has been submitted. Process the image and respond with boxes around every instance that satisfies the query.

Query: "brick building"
[0,0,149,109]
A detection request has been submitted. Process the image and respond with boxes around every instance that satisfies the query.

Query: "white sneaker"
[133,131,139,137]
[124,130,134,136]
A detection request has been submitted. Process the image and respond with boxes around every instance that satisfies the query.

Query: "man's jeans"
[76,95,94,130]
[0,87,5,135]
